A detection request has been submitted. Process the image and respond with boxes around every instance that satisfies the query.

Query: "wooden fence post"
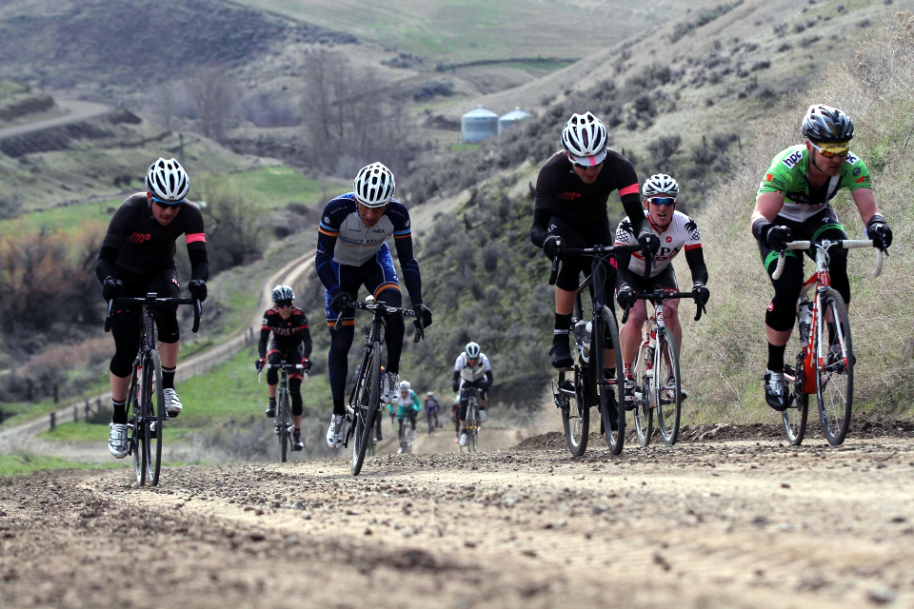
[74,406,78,423]
[50,412,56,430]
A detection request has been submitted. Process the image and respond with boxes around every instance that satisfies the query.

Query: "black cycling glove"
[102,277,123,301]
[188,279,207,302]
[867,214,892,250]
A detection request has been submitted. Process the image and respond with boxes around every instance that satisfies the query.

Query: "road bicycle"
[549,242,644,456]
[427,408,439,434]
[460,386,482,453]
[334,298,424,476]
[259,361,305,463]
[774,238,883,446]
[397,413,416,454]
[621,289,705,447]
[105,293,202,486]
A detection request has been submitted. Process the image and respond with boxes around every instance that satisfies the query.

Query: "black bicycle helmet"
[801,104,854,143]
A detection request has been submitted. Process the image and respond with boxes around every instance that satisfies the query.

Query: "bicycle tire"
[279,388,290,463]
[128,366,144,487]
[559,368,589,456]
[654,327,682,446]
[146,350,165,486]
[782,335,809,446]
[351,341,381,475]
[595,306,626,455]
[632,339,653,447]
[816,288,854,446]
[466,399,477,453]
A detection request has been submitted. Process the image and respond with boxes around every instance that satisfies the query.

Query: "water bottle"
[797,297,813,343]
[573,320,592,363]
[645,329,656,370]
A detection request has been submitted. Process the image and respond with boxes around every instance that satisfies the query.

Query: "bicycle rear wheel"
[558,368,589,456]
[351,342,381,476]
[632,339,653,447]
[145,350,165,486]
[595,306,626,455]
[279,389,290,463]
[816,288,854,446]
[782,335,810,446]
[654,328,681,446]
[127,367,144,486]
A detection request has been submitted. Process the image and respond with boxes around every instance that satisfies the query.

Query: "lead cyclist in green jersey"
[750,104,893,410]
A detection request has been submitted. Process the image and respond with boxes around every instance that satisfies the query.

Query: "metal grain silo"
[461,106,499,143]
[498,107,531,135]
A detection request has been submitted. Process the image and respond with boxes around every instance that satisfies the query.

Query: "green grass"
[0,452,121,477]
[38,421,201,443]
[0,197,120,238]
[208,165,342,210]
[4,375,109,424]
[451,143,479,153]
[0,80,27,99]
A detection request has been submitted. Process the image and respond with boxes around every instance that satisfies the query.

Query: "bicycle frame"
[775,239,882,394]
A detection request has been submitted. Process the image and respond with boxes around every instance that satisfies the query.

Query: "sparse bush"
[799,36,821,48]
[777,42,793,53]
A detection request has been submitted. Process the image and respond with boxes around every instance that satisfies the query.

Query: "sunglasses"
[646,196,677,207]
[151,194,185,207]
[275,301,293,308]
[810,142,848,159]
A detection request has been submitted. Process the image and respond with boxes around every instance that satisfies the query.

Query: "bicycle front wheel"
[146,350,165,486]
[559,368,589,456]
[654,328,681,446]
[466,402,478,453]
[279,389,290,463]
[351,342,381,475]
[632,339,653,447]
[816,288,854,446]
[595,306,626,455]
[128,367,144,486]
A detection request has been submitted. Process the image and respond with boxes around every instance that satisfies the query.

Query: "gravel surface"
[2,434,914,608]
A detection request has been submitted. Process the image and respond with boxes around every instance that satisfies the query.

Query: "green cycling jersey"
[757,145,872,222]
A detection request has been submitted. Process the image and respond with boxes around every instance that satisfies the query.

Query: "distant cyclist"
[96,158,208,458]
[750,104,892,410]
[452,342,493,447]
[615,174,710,405]
[315,162,432,449]
[388,381,421,454]
[530,112,657,369]
[255,285,313,451]
[424,391,440,433]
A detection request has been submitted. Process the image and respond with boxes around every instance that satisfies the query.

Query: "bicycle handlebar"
[104,294,203,333]
[772,239,884,280]
[332,300,424,343]
[548,242,649,286]
[621,290,706,325]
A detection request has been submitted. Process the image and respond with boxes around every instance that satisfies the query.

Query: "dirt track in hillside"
[2,431,914,608]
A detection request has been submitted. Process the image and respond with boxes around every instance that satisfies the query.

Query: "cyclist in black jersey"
[255,285,313,451]
[530,112,659,370]
[96,158,208,458]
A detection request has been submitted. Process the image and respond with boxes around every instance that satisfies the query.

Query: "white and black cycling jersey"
[615,210,702,278]
[454,353,491,385]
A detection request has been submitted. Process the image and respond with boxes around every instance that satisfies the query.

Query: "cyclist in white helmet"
[96,158,209,459]
[316,162,433,449]
[452,341,493,447]
[388,380,421,453]
[530,112,658,370]
[615,174,710,406]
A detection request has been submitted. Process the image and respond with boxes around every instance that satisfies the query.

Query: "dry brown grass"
[677,11,914,422]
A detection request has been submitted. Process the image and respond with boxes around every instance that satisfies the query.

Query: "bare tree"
[185,67,237,141]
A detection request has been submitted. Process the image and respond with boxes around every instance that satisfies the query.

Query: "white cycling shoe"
[163,388,182,417]
[459,432,467,447]
[326,414,346,449]
[381,372,399,402]
[108,423,128,459]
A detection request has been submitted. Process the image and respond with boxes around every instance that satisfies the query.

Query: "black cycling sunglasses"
[275,301,293,308]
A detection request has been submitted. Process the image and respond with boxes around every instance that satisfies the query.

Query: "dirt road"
[2,434,913,608]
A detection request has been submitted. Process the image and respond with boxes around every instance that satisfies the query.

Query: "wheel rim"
[632,342,652,447]
[817,292,853,445]
[654,329,681,445]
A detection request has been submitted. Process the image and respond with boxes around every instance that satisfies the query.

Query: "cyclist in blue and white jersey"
[315,162,433,449]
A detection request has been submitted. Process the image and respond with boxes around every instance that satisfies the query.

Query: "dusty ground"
[2,431,914,608]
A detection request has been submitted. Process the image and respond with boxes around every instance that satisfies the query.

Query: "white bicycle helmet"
[400,380,411,392]
[271,284,295,302]
[642,173,680,198]
[561,112,608,166]
[465,342,481,360]
[146,157,190,203]
[353,162,396,208]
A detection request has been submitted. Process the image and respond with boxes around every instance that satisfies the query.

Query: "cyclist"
[96,158,208,458]
[530,112,658,370]
[615,174,710,405]
[750,104,892,410]
[388,380,421,454]
[424,391,440,433]
[254,285,313,451]
[315,162,433,449]
[452,341,493,447]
